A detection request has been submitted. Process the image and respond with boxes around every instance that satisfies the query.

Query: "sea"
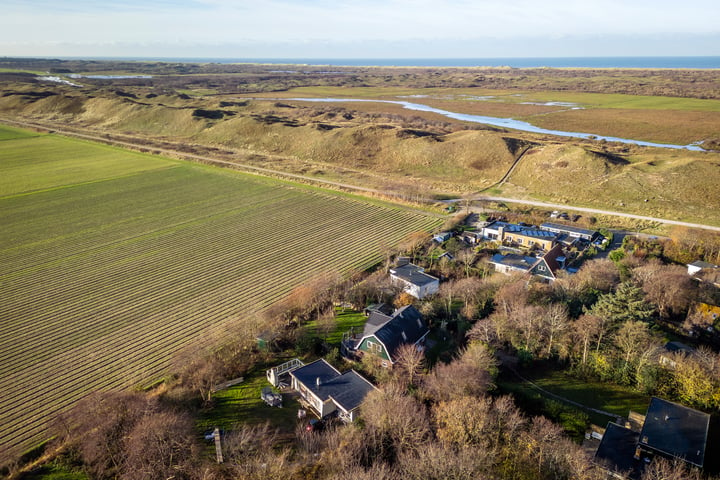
[73,56,720,69]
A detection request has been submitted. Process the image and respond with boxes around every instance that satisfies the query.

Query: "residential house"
[539,222,599,242]
[637,397,710,468]
[289,359,377,422]
[594,422,641,478]
[488,244,565,282]
[343,305,429,367]
[594,397,711,478]
[389,263,439,299]
[480,221,558,251]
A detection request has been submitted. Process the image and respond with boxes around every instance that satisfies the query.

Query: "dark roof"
[689,260,719,269]
[291,359,341,390]
[327,371,377,412]
[664,341,694,354]
[369,305,428,362]
[363,310,392,337]
[390,264,438,287]
[489,253,537,271]
[540,244,564,275]
[595,422,640,476]
[540,222,598,238]
[365,303,393,316]
[639,397,710,467]
[290,359,376,412]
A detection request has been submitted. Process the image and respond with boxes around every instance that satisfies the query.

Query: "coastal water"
[70,56,720,69]
[290,98,705,151]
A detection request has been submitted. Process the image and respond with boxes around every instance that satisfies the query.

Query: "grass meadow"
[257,86,720,145]
[0,125,442,462]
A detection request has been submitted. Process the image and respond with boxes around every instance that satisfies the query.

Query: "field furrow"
[0,127,442,462]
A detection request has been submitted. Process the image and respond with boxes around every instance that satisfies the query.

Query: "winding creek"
[290,98,706,151]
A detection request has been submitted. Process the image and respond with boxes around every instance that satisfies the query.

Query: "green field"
[271,86,720,112]
[0,125,442,463]
[499,368,651,428]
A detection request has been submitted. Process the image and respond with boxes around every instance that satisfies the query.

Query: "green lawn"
[499,367,651,434]
[13,463,87,480]
[0,124,43,141]
[305,306,368,347]
[197,371,303,435]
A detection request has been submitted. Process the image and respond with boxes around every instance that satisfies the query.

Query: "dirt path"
[475,195,720,232]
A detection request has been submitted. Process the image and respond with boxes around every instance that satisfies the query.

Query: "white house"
[389,263,439,299]
[289,359,377,422]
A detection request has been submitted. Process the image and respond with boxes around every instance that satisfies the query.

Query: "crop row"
[0,237,399,452]
[0,133,441,460]
[0,208,429,375]
[0,219,437,456]
[0,195,422,327]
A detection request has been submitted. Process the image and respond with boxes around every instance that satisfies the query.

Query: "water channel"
[290,98,705,151]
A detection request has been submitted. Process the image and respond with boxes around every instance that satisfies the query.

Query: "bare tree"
[421,342,496,402]
[634,262,697,319]
[393,343,425,389]
[541,303,570,359]
[121,410,197,480]
[361,385,431,462]
[316,307,336,342]
[571,314,603,365]
[640,457,702,480]
[398,442,492,480]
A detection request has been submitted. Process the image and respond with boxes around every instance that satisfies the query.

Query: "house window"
[367,341,382,354]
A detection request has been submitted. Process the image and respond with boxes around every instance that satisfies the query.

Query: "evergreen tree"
[589,282,655,325]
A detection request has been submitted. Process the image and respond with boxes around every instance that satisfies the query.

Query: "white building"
[389,263,439,299]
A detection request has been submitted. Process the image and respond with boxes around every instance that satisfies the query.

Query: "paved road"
[2,116,719,232]
[472,196,720,232]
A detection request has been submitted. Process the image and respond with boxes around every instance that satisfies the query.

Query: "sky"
[2,0,719,59]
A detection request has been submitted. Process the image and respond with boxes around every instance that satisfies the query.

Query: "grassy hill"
[1,82,719,225]
[500,143,718,224]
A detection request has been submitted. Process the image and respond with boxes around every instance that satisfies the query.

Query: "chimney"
[316,377,321,387]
